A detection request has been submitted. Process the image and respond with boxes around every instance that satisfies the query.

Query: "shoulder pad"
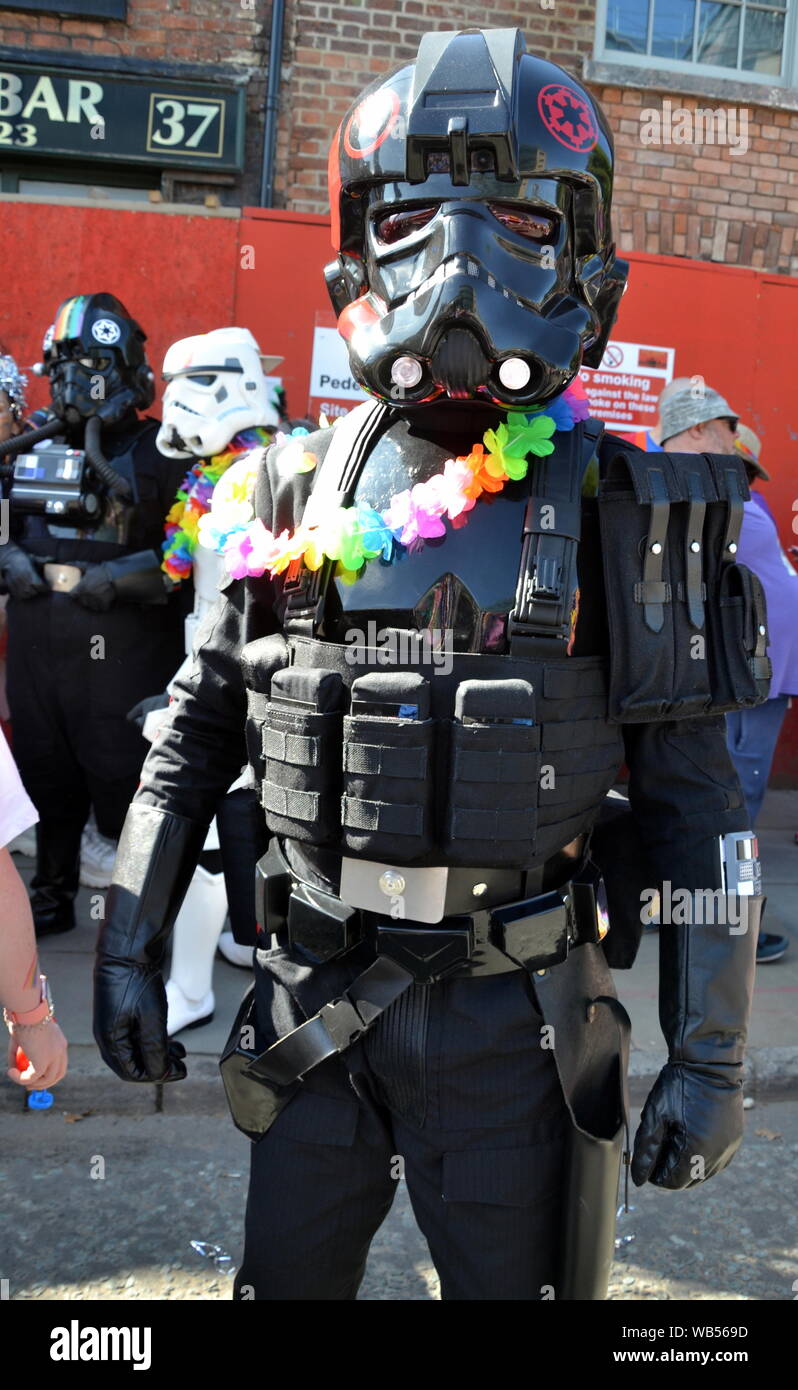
[265,422,337,481]
[255,422,339,532]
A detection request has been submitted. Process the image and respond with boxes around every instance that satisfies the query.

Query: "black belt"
[245,879,604,1092]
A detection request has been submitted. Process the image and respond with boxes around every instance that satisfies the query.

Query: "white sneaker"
[166,978,215,1035]
[8,828,37,857]
[217,932,255,969]
[80,824,118,889]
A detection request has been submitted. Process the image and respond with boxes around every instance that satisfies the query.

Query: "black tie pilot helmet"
[47,292,155,426]
[325,28,628,411]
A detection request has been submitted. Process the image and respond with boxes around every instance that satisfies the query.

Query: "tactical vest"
[241,403,770,874]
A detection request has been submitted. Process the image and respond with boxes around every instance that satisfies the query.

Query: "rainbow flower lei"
[161,427,276,581]
[201,382,590,586]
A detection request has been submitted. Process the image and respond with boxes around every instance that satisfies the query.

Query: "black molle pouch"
[240,634,290,796]
[262,667,346,844]
[598,451,715,722]
[708,562,771,710]
[342,672,435,862]
[701,455,771,711]
[444,678,540,867]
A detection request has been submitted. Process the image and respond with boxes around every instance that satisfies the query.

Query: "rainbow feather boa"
[200,382,590,586]
[161,427,275,581]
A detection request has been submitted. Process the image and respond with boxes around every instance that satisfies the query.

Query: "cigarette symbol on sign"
[602,344,624,368]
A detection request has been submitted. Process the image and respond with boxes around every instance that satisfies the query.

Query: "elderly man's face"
[701,416,737,453]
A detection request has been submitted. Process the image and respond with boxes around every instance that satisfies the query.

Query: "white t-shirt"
[0,726,38,849]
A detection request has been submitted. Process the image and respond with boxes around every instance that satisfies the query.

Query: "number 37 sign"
[0,62,244,170]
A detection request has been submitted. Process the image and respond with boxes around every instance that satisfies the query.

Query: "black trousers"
[6,591,184,839]
[235,967,572,1301]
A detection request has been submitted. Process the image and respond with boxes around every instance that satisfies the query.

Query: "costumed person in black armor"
[94,31,769,1300]
[0,293,188,937]
[149,327,282,1032]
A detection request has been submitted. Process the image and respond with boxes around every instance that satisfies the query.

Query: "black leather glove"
[632,894,762,1189]
[69,549,172,612]
[0,542,48,600]
[94,803,208,1083]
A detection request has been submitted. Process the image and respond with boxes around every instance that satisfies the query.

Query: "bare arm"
[0,846,68,1088]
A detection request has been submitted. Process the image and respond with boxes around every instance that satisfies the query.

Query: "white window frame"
[594,0,798,88]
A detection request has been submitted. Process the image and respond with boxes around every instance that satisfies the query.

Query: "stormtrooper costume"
[153,328,282,1033]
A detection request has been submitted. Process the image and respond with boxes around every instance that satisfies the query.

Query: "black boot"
[31,818,84,937]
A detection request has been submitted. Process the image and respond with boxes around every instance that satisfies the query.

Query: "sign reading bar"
[0,62,244,170]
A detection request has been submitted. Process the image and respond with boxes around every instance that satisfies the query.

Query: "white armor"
[157,327,282,460]
[155,327,281,1034]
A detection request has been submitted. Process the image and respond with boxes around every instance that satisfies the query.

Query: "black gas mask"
[325,29,628,411]
[47,292,155,430]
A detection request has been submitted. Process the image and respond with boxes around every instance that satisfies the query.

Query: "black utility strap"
[245,955,415,1088]
[507,418,604,661]
[683,468,707,630]
[637,466,670,634]
[281,400,391,637]
[715,460,746,558]
[748,572,771,682]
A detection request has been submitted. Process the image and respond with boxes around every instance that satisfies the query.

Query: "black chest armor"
[322,408,606,657]
[244,403,625,877]
[241,401,770,881]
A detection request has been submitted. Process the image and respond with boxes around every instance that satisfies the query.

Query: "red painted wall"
[233,207,332,421]
[1,201,796,779]
[0,202,239,418]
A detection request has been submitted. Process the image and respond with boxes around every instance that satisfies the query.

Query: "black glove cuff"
[98,804,210,967]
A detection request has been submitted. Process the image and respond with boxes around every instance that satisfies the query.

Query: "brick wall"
[277,0,798,276]
[601,86,798,276]
[0,0,263,63]
[1,1,797,273]
[278,0,597,208]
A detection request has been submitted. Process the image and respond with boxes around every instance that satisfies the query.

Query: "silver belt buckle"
[339,857,449,924]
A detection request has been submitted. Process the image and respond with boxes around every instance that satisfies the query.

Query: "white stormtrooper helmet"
[157,326,283,459]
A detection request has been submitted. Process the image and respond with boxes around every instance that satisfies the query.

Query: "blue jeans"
[726,695,790,827]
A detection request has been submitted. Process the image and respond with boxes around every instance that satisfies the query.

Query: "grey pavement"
[3,787,796,1300]
[17,787,798,1104]
[3,1096,797,1301]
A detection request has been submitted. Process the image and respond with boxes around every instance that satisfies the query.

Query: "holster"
[218,986,300,1142]
[559,1120,626,1300]
[532,959,631,1301]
